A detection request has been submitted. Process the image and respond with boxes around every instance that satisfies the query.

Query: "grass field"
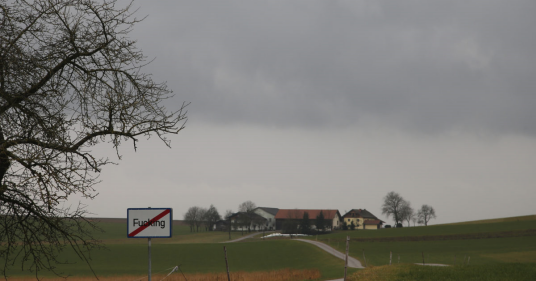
[3,215,536,280]
[4,239,355,280]
[306,217,536,267]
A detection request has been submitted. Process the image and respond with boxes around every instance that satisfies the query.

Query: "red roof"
[275,209,340,220]
[363,219,382,225]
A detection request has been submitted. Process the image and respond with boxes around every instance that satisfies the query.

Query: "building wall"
[331,216,341,230]
[364,224,379,230]
[254,209,276,230]
[343,217,364,229]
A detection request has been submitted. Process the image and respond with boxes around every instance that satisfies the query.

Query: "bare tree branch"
[0,0,188,277]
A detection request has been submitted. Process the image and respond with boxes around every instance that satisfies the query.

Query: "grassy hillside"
[304,215,536,267]
[4,215,536,280]
[311,216,536,241]
[441,214,536,225]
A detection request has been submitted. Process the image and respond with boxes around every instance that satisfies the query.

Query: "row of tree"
[183,200,258,232]
[381,191,437,227]
[183,205,222,232]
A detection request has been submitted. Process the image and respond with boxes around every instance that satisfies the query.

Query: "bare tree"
[224,209,233,220]
[417,205,436,226]
[411,215,418,227]
[184,207,199,232]
[399,201,414,227]
[204,204,221,231]
[238,200,256,232]
[196,207,207,232]
[0,0,188,276]
[381,191,407,226]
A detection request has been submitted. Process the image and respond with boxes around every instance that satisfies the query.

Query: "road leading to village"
[294,239,364,269]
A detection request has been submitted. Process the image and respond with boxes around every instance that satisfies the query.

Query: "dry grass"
[8,269,321,281]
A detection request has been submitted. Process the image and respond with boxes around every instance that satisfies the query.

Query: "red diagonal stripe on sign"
[128,209,170,237]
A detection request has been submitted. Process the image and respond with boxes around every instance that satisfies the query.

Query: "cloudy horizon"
[70,0,536,225]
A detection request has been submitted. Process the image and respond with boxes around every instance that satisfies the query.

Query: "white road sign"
[127,208,173,238]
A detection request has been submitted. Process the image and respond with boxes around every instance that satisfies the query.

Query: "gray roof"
[256,207,279,216]
[343,209,380,220]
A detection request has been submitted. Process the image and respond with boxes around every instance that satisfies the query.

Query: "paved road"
[223,231,267,243]
[294,239,364,269]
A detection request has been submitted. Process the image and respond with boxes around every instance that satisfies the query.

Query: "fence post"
[362,249,367,268]
[422,252,425,265]
[389,251,392,265]
[344,236,349,281]
[224,246,231,281]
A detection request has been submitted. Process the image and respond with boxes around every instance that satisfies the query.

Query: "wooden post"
[362,249,367,267]
[422,252,425,265]
[467,256,470,265]
[389,251,392,265]
[454,254,456,265]
[224,246,231,281]
[398,254,400,263]
[343,236,349,281]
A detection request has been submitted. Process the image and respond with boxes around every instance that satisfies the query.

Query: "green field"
[308,217,536,267]
[3,215,536,280]
[4,222,354,280]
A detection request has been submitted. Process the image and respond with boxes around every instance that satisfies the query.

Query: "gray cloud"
[126,0,536,135]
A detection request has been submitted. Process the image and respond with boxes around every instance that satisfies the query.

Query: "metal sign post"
[127,208,173,281]
[148,237,152,281]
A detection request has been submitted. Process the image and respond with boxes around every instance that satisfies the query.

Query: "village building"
[228,211,268,231]
[274,209,342,231]
[341,209,384,230]
[253,207,279,230]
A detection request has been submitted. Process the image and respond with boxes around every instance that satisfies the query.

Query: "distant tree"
[252,213,266,232]
[204,204,221,231]
[224,209,234,220]
[350,221,356,230]
[315,211,326,231]
[300,212,312,234]
[195,207,207,232]
[381,191,407,226]
[238,200,257,232]
[411,215,418,227]
[399,201,414,227]
[417,205,437,226]
[184,207,199,232]
[342,221,348,231]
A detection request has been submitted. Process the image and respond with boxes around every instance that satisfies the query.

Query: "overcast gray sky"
[71,0,536,225]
